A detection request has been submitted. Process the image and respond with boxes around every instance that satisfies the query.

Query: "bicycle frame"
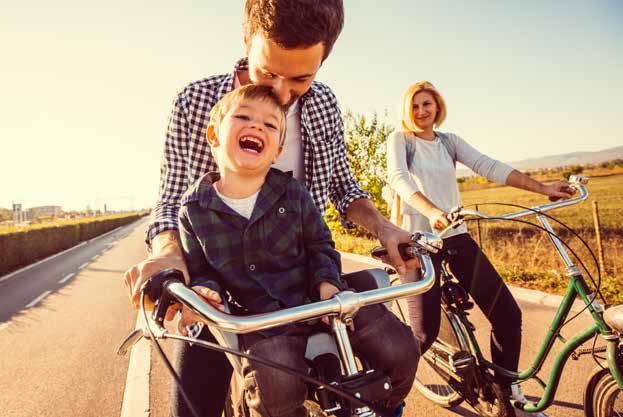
[434,177,623,413]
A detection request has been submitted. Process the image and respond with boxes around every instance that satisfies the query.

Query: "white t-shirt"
[214,187,259,220]
[272,100,305,181]
[406,136,467,236]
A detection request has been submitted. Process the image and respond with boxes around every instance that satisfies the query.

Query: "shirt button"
[249,264,256,271]
[278,207,285,214]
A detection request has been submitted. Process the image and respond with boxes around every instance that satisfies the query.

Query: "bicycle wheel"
[412,306,466,408]
[590,371,623,417]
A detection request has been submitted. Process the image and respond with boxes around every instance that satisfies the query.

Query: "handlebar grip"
[142,268,185,304]
[370,243,414,261]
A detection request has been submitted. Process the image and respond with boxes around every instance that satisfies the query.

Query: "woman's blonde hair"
[400,81,447,133]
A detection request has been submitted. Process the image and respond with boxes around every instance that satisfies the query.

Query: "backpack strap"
[402,132,416,171]
[435,131,457,167]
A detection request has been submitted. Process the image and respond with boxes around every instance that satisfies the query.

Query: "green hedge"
[0,214,145,277]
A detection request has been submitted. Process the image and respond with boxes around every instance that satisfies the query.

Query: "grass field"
[333,174,623,303]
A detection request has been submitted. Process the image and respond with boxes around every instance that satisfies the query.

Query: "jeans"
[240,305,419,417]
[403,233,522,387]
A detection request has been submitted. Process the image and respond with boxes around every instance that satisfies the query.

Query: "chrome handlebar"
[440,176,589,237]
[163,249,436,335]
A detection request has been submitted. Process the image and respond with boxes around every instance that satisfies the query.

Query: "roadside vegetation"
[0,212,149,276]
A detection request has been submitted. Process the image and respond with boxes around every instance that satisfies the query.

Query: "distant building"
[26,205,62,220]
[12,203,25,224]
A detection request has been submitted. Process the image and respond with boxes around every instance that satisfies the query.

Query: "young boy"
[178,84,418,417]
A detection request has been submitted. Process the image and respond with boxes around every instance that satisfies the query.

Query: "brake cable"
[465,202,605,304]
[460,215,604,328]
[141,295,202,417]
[141,293,394,417]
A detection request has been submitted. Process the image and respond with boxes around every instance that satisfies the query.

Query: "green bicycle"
[406,176,622,417]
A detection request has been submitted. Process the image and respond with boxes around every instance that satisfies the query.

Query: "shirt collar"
[196,169,293,216]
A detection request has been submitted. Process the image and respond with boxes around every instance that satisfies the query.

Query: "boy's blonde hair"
[208,84,287,145]
[400,81,447,133]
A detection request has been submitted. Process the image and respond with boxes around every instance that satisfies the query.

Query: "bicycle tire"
[590,371,623,417]
[412,306,466,408]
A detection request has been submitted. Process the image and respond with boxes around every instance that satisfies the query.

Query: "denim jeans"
[240,305,419,417]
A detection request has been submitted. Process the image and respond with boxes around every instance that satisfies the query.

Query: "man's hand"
[376,222,421,276]
[123,252,189,308]
[178,286,225,335]
[123,231,189,320]
[541,180,575,201]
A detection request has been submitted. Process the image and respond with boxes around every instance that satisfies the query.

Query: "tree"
[324,111,394,235]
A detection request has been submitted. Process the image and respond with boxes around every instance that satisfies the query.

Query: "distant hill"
[458,145,623,177]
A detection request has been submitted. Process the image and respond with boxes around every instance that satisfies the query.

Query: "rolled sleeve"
[386,131,420,201]
[327,109,371,228]
[145,92,191,246]
[452,134,514,184]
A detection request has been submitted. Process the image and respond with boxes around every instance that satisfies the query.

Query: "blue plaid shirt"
[147,58,370,245]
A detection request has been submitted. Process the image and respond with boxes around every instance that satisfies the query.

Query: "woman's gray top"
[386,130,514,237]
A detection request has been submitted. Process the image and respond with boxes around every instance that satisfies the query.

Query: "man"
[123,1,418,415]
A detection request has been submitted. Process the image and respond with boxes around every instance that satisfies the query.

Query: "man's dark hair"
[243,0,344,61]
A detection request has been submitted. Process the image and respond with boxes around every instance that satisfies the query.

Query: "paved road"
[0,220,605,416]
[0,219,144,417]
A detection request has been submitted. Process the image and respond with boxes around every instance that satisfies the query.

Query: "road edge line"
[120,314,151,417]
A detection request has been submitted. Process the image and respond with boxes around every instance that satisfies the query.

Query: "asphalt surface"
[0,219,145,417]
[0,220,606,416]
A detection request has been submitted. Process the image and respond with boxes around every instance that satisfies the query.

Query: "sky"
[1,0,621,211]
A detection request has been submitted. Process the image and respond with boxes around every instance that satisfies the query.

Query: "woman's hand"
[428,208,451,230]
[541,180,575,201]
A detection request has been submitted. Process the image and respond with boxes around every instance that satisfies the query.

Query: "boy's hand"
[317,282,354,330]
[318,281,341,301]
[178,285,225,335]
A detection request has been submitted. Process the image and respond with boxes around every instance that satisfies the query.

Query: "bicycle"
[407,175,623,417]
[118,232,440,417]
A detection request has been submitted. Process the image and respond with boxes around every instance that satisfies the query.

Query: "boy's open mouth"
[239,135,264,154]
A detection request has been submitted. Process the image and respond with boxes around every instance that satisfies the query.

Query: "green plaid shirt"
[178,169,344,318]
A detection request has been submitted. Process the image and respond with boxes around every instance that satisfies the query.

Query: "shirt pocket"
[262,206,302,256]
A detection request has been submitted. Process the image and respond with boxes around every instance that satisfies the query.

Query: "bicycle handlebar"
[160,249,435,334]
[439,176,589,238]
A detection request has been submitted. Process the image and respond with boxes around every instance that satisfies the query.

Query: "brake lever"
[117,328,145,356]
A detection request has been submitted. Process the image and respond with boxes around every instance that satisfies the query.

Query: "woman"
[386,80,573,412]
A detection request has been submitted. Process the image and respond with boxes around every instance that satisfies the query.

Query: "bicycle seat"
[604,305,623,333]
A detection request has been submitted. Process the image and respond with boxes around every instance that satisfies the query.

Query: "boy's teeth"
[240,136,263,153]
